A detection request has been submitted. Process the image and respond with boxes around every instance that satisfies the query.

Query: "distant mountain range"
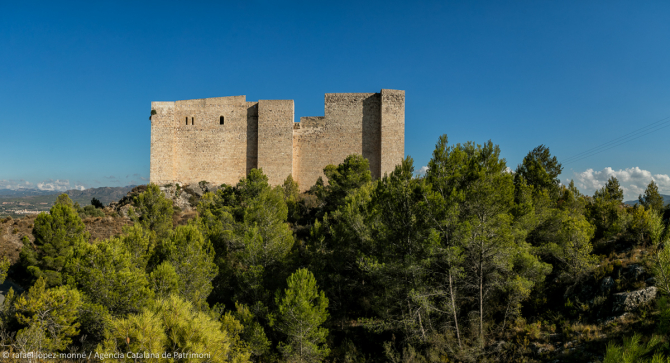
[0,189,59,197]
[0,186,138,206]
[624,194,670,206]
[64,186,137,205]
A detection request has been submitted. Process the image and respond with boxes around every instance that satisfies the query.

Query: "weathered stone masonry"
[150,89,405,191]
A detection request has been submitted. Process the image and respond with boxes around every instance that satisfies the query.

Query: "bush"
[82,205,104,218]
[91,198,104,209]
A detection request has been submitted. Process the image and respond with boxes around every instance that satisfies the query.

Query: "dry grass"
[0,215,38,263]
[83,215,133,242]
[174,210,198,226]
[0,212,139,263]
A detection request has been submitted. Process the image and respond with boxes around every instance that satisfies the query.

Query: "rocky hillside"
[65,185,136,206]
[502,237,663,362]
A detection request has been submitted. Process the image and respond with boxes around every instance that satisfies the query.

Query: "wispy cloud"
[0,179,33,190]
[572,167,670,200]
[417,166,429,176]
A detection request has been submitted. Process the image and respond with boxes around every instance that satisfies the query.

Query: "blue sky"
[2,1,670,200]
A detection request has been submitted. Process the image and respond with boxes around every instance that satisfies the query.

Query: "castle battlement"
[150,89,405,191]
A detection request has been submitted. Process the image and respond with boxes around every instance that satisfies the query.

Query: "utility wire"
[562,115,670,163]
[562,115,670,165]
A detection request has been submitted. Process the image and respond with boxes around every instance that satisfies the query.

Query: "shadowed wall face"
[246,102,259,174]
[150,90,404,192]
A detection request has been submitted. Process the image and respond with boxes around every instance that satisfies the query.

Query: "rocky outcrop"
[107,182,221,217]
[107,185,147,217]
[612,287,657,314]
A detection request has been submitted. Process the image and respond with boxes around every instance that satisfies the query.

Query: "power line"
[562,115,670,163]
[562,115,670,165]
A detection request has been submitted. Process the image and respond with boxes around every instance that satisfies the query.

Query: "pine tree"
[20,194,88,286]
[639,180,665,213]
[514,145,563,200]
[589,176,626,239]
[271,268,330,362]
[100,294,251,363]
[158,225,218,309]
[14,277,82,351]
[365,156,439,343]
[67,237,154,316]
[130,183,173,239]
[319,154,372,214]
[426,134,466,348]
[283,174,302,222]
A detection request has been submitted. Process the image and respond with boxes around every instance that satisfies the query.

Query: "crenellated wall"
[150,90,404,192]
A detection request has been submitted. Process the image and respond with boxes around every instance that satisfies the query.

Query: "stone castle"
[150,89,404,191]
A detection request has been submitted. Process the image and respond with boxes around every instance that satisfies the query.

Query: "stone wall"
[292,93,383,190]
[150,101,176,185]
[380,89,405,177]
[258,100,294,186]
[150,89,404,192]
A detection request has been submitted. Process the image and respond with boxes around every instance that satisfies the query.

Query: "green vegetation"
[5,134,670,362]
[271,268,330,362]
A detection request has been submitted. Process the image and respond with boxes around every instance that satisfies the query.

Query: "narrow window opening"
[185,117,188,125]
[220,116,224,125]
[192,117,194,125]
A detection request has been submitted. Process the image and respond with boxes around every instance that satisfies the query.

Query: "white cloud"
[572,167,670,200]
[417,166,429,176]
[37,179,72,192]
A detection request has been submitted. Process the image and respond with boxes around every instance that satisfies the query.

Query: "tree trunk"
[449,271,462,348]
[479,246,484,348]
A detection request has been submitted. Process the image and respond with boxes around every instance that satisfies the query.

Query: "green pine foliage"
[157,225,218,309]
[66,237,154,316]
[603,333,666,363]
[99,294,251,363]
[271,268,330,362]
[514,144,564,200]
[640,180,666,213]
[130,183,174,239]
[14,277,82,351]
[20,194,89,287]
[7,134,670,361]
